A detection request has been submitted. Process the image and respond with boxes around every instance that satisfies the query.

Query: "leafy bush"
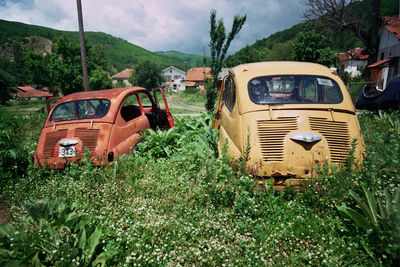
[138,113,218,159]
[183,86,200,94]
[0,108,31,179]
[0,198,110,266]
[338,187,400,265]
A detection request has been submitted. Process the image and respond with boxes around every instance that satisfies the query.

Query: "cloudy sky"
[0,0,306,55]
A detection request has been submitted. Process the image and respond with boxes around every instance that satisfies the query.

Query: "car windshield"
[50,99,111,122]
[248,75,343,105]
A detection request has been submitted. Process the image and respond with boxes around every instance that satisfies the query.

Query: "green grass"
[1,108,399,266]
[4,99,47,115]
[179,87,207,107]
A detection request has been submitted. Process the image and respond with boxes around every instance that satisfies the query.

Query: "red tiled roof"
[338,47,369,61]
[368,58,391,68]
[17,91,53,98]
[13,86,53,98]
[383,15,400,39]
[15,85,37,92]
[111,68,133,79]
[185,67,212,82]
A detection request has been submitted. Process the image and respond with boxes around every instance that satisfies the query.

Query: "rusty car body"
[213,62,365,189]
[35,87,174,168]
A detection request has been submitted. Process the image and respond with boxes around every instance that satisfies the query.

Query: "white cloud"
[1,0,306,55]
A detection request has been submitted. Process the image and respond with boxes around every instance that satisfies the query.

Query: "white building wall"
[343,60,368,77]
[162,67,186,92]
[378,28,400,60]
[111,79,132,87]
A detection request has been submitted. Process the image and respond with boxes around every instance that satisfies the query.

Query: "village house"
[338,47,369,77]
[185,67,212,90]
[368,15,400,89]
[111,68,134,87]
[12,85,53,100]
[161,66,186,92]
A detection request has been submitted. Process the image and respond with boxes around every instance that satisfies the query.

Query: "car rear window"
[50,99,111,122]
[248,75,343,105]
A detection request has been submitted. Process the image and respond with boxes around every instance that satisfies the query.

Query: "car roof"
[59,87,149,103]
[230,61,336,78]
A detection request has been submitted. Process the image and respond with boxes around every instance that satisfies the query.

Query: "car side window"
[120,94,142,122]
[137,92,153,107]
[154,90,166,110]
[222,77,236,112]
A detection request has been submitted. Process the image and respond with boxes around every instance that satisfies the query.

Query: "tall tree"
[304,0,381,71]
[291,31,338,67]
[50,36,112,94]
[89,68,112,91]
[206,9,246,111]
[129,60,164,90]
[224,45,261,67]
[51,36,85,95]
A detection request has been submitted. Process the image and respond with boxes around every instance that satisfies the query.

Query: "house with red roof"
[338,47,369,77]
[12,85,53,100]
[368,15,400,89]
[185,67,212,89]
[111,68,134,87]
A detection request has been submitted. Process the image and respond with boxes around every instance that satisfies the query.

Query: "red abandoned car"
[35,87,174,168]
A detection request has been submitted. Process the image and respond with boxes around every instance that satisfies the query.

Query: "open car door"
[212,76,227,129]
[153,88,174,128]
[46,96,62,113]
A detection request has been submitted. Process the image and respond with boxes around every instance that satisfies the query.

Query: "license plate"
[59,146,76,158]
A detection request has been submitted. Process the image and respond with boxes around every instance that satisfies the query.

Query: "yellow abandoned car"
[213,62,365,189]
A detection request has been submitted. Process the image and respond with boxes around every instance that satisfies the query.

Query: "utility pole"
[76,0,89,91]
[203,46,206,84]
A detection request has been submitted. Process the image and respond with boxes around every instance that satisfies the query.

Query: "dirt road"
[167,95,205,111]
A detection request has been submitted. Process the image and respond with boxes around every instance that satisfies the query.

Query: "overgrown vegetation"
[128,60,164,90]
[180,87,207,106]
[206,9,246,111]
[1,105,399,265]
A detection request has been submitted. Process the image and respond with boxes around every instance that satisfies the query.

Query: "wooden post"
[76,0,89,91]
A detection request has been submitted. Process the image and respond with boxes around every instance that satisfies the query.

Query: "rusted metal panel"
[35,87,174,168]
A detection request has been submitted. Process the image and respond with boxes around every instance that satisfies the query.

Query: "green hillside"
[0,19,200,71]
[224,19,364,67]
[155,51,207,71]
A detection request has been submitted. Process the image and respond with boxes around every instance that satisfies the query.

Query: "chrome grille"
[74,128,99,152]
[257,117,298,162]
[43,129,68,158]
[309,117,351,163]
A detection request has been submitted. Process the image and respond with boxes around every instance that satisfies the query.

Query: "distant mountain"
[155,51,206,71]
[0,19,202,72]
